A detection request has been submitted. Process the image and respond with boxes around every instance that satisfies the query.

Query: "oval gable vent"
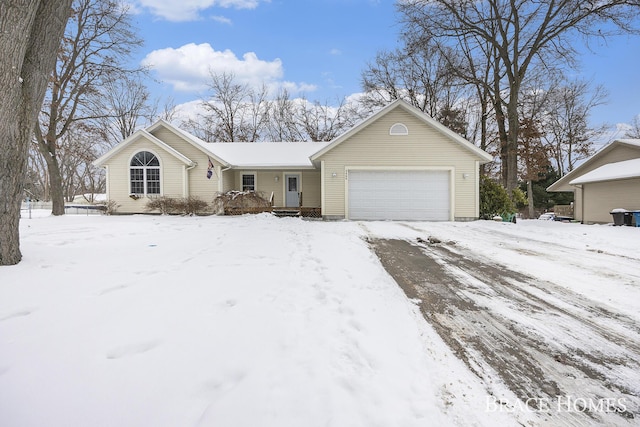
[389,123,408,135]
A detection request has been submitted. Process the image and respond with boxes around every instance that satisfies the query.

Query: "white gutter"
[183,162,197,197]
[219,166,232,193]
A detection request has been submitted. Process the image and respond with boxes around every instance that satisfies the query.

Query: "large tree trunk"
[527,180,535,219]
[36,132,66,215]
[506,90,520,193]
[0,0,72,265]
[45,153,66,216]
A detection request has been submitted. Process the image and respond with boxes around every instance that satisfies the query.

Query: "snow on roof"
[206,141,330,168]
[153,120,329,168]
[570,158,640,184]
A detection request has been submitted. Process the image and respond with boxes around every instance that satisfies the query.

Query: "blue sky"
[129,0,640,134]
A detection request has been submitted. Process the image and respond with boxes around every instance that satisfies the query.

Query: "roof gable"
[548,139,640,191]
[146,120,229,166]
[310,99,493,163]
[570,158,640,184]
[93,129,195,167]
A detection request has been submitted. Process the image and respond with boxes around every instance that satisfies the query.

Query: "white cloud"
[210,15,232,24]
[142,43,316,96]
[135,0,266,22]
[172,100,208,124]
[329,48,342,56]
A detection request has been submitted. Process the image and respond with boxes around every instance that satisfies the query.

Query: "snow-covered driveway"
[370,232,639,426]
[365,220,640,426]
[1,213,638,426]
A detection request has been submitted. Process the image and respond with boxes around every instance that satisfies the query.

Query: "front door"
[285,174,300,207]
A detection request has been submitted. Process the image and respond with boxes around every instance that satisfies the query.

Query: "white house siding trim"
[475,161,480,219]
[182,165,187,197]
[281,171,303,207]
[105,165,110,203]
[320,161,326,214]
[128,148,164,197]
[216,166,224,193]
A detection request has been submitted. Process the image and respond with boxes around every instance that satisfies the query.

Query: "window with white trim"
[130,151,160,195]
[242,173,256,191]
[389,123,409,135]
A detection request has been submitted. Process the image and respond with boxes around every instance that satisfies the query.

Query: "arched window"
[389,123,409,136]
[130,151,160,195]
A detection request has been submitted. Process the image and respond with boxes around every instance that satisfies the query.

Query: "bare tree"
[296,97,363,142]
[35,0,142,216]
[361,42,466,119]
[399,0,640,191]
[0,0,73,265]
[157,97,178,123]
[625,115,640,139]
[194,72,269,142]
[264,89,304,141]
[91,75,155,146]
[543,80,607,175]
[25,146,50,201]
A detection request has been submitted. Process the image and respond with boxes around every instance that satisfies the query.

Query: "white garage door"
[348,170,450,220]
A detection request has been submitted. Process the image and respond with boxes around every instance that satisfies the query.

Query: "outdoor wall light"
[463,173,469,179]
[332,172,337,178]
[275,176,279,182]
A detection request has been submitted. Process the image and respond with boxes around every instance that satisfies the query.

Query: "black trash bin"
[624,211,634,226]
[610,209,629,226]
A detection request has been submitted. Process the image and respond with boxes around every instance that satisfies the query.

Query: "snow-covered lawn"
[1,213,638,426]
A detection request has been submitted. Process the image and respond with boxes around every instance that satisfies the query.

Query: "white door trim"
[284,172,302,207]
[344,166,455,221]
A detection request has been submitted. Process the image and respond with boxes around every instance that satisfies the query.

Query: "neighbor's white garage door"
[347,170,450,220]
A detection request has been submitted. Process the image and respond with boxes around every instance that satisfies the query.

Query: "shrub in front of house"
[212,191,272,215]
[145,197,210,215]
[479,175,515,220]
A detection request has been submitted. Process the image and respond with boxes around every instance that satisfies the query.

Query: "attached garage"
[347,169,451,220]
[312,101,492,221]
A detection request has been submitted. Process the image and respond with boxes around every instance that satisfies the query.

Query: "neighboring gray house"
[548,139,640,223]
[94,100,493,220]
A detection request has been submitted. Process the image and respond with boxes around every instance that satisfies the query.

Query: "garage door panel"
[348,170,450,221]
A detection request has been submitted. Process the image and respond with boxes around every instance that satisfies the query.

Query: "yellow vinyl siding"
[582,178,640,223]
[568,145,640,222]
[221,170,320,207]
[316,109,480,218]
[103,139,185,213]
[574,189,583,222]
[255,171,281,204]
[221,169,234,192]
[301,171,321,207]
[149,127,221,202]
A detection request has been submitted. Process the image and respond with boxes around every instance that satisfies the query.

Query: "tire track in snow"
[370,238,640,425]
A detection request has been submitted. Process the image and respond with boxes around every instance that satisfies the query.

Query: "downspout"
[220,166,232,193]
[184,162,197,197]
[574,184,583,224]
[320,160,325,219]
[104,165,110,201]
